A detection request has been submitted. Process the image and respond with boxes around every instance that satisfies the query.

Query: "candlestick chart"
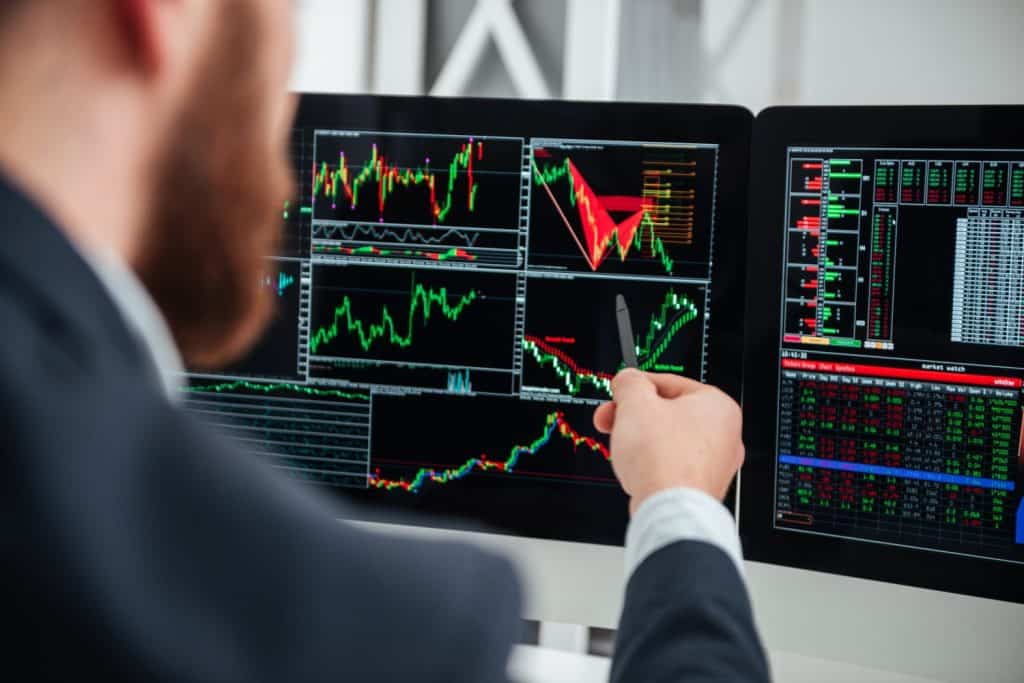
[309,132,524,266]
[357,394,628,545]
[310,131,523,229]
[368,410,610,494]
[521,276,706,400]
[527,140,717,279]
[308,264,517,382]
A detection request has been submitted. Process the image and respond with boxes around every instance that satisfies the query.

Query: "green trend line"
[636,289,700,369]
[523,289,700,397]
[184,380,370,402]
[532,157,572,187]
[309,274,478,354]
[532,158,676,274]
[609,214,675,275]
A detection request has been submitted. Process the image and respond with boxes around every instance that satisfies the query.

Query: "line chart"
[310,273,478,354]
[368,410,609,493]
[184,380,370,402]
[312,223,482,247]
[308,264,517,377]
[359,394,627,545]
[313,243,479,263]
[310,222,521,267]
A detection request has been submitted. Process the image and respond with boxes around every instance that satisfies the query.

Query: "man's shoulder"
[0,270,139,384]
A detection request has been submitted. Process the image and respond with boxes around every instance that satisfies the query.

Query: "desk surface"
[509,646,943,683]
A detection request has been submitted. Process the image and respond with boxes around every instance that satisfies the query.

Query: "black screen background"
[186,95,752,548]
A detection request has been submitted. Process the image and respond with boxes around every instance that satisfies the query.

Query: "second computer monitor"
[742,106,1024,603]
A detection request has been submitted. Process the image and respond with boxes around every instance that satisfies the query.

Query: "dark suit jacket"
[0,176,769,682]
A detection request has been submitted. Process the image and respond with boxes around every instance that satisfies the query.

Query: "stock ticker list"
[776,147,1024,564]
[776,360,1021,560]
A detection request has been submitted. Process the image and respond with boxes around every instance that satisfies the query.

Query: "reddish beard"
[134,4,295,370]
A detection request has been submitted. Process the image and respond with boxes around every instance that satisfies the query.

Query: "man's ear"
[118,0,205,79]
[114,0,165,74]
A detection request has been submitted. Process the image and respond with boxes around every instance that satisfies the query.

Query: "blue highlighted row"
[779,454,1016,492]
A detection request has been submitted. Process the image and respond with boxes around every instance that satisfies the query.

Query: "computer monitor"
[182,94,752,627]
[741,106,1024,678]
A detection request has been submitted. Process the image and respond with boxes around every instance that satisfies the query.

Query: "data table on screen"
[774,145,1024,567]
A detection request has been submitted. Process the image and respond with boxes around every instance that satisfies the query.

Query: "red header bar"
[781,358,1022,388]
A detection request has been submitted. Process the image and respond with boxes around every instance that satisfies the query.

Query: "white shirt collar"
[79,249,185,402]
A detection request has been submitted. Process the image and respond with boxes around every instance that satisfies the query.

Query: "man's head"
[0,0,297,368]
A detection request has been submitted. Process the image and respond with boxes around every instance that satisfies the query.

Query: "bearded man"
[0,1,768,681]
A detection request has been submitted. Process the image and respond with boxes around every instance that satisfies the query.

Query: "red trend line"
[539,159,653,272]
[568,159,649,270]
[523,334,614,382]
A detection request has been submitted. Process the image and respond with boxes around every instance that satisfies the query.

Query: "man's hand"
[593,369,744,513]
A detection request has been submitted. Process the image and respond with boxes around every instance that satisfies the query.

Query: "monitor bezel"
[740,105,1024,603]
[295,93,753,536]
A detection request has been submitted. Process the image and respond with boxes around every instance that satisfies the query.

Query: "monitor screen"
[183,95,751,547]
[742,106,1024,602]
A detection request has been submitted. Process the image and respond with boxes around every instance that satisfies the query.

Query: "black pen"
[615,294,639,369]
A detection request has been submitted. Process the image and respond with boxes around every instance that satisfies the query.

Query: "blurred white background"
[293,0,1024,112]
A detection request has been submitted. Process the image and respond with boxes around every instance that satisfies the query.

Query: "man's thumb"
[611,368,655,407]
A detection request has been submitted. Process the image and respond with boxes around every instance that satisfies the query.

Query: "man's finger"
[611,368,656,405]
[593,401,615,434]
